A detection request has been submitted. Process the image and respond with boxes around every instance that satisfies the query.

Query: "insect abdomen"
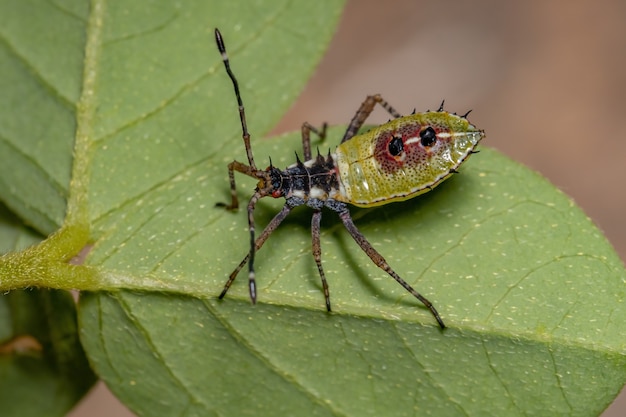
[334,111,484,207]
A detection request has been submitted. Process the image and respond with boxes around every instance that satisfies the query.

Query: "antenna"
[214,28,256,169]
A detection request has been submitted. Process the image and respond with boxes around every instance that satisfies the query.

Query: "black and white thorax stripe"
[269,152,343,208]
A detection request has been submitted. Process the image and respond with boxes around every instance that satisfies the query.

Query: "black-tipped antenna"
[215,28,257,169]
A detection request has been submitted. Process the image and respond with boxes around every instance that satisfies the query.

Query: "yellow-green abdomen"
[334,111,484,207]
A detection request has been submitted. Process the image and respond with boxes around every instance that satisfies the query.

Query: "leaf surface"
[0,0,344,415]
[80,143,626,416]
[0,1,624,416]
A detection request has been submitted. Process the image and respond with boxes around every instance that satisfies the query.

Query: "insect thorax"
[268,152,346,210]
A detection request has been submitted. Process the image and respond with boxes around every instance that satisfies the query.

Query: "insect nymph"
[214,29,484,328]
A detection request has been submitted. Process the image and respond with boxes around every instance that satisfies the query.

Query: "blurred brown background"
[71,1,625,416]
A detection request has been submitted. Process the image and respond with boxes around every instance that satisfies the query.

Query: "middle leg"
[311,209,331,311]
[219,200,293,303]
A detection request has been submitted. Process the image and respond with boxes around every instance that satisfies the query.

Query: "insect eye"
[388,136,404,156]
[420,127,437,147]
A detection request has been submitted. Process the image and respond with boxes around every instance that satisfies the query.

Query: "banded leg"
[215,160,260,210]
[301,122,328,161]
[219,200,293,302]
[337,208,446,329]
[215,29,257,170]
[311,209,331,311]
[341,94,402,143]
[216,28,275,211]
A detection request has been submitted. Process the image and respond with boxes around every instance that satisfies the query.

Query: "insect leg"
[224,162,239,210]
[311,209,331,311]
[301,122,328,161]
[245,192,262,302]
[219,201,293,302]
[215,160,257,210]
[337,208,446,329]
[341,94,402,143]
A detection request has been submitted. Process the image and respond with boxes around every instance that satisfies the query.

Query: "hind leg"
[301,122,328,161]
[335,206,445,328]
[341,94,402,143]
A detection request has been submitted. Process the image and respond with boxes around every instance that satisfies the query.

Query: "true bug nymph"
[214,28,484,328]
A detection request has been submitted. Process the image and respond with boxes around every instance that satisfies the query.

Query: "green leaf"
[0,204,42,254]
[0,206,96,417]
[0,289,97,417]
[0,0,85,233]
[79,143,626,416]
[1,1,625,416]
[0,0,345,293]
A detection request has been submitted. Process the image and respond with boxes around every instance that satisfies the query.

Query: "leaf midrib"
[68,0,106,229]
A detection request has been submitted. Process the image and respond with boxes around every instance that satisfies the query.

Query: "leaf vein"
[205,299,349,416]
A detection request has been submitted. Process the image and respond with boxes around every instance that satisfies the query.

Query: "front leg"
[216,160,259,210]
